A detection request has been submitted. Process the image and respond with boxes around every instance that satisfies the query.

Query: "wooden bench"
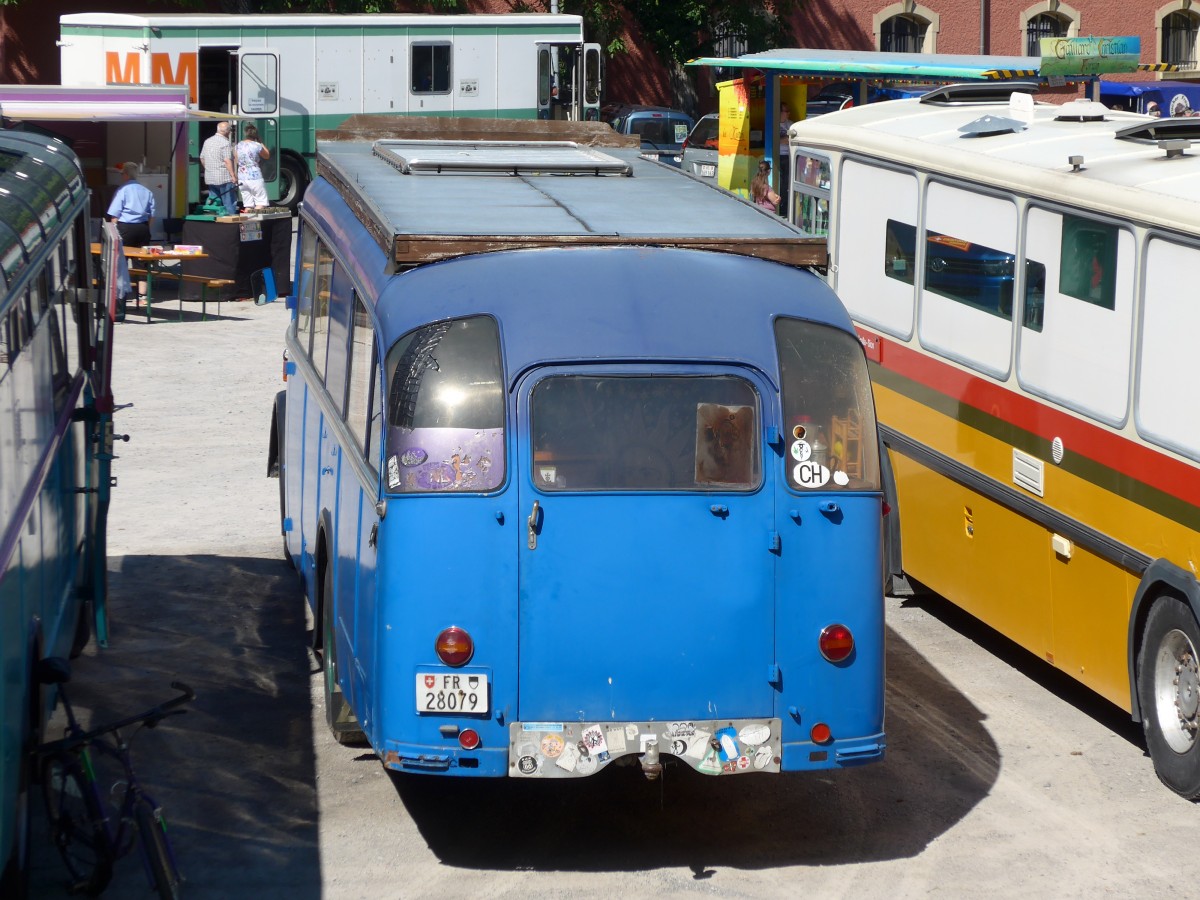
[128,268,236,321]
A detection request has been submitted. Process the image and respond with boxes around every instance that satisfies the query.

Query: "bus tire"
[278,154,308,213]
[1137,595,1200,799]
[322,563,365,746]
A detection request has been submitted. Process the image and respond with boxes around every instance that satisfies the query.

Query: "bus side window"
[382,316,504,493]
[310,241,335,380]
[345,294,375,457]
[295,226,318,354]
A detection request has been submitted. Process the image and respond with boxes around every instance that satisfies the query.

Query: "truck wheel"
[1137,595,1200,798]
[278,155,308,212]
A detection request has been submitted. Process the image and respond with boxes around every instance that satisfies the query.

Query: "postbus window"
[837,160,918,339]
[884,220,916,285]
[1059,215,1118,310]
[792,152,831,238]
[310,242,334,380]
[1022,258,1048,332]
[776,317,880,492]
[383,316,504,493]
[531,376,760,492]
[345,294,374,457]
[411,43,451,94]
[1020,207,1133,425]
[922,228,1015,320]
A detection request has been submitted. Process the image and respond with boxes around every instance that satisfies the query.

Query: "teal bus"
[0,130,114,895]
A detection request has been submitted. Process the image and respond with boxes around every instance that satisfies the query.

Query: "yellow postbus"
[787,82,1200,797]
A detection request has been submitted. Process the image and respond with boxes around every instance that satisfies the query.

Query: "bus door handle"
[527,500,542,550]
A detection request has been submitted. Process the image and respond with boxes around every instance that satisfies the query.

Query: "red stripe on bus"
[863,329,1200,508]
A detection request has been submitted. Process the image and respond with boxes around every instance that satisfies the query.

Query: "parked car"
[680,112,719,183]
[805,82,883,118]
[602,104,694,167]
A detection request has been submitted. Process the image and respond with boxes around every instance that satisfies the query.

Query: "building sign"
[1039,36,1141,77]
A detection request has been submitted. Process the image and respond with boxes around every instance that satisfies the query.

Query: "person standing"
[106,161,155,247]
[200,121,238,215]
[750,160,781,214]
[235,123,271,211]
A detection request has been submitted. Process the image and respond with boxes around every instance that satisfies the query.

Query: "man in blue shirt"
[107,162,155,247]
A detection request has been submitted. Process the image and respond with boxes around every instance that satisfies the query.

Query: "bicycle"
[35,657,194,898]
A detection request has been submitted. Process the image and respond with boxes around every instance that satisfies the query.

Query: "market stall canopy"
[687,48,1042,81]
[687,47,1170,81]
[0,84,226,122]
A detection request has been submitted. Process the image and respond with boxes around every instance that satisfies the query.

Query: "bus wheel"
[1137,596,1200,798]
[278,154,308,213]
[322,564,365,746]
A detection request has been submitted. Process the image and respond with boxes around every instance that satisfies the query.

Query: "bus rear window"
[383,316,504,493]
[776,318,880,491]
[531,375,760,492]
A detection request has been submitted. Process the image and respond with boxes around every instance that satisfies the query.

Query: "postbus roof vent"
[958,114,1026,138]
[372,139,632,176]
[1053,99,1109,122]
[920,81,1039,106]
[1115,117,1200,144]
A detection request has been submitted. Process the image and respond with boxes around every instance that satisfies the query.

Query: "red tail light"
[811,723,832,744]
[435,626,474,666]
[819,623,854,662]
[459,728,481,750]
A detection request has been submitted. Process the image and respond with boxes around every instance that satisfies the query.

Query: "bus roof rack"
[920,81,1040,105]
[1115,117,1200,143]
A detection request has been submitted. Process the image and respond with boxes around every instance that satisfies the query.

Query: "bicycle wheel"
[134,798,181,900]
[40,753,113,896]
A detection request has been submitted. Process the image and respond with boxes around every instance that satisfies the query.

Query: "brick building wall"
[4,2,1188,113]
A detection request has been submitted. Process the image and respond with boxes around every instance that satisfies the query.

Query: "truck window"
[383,316,504,493]
[411,43,451,94]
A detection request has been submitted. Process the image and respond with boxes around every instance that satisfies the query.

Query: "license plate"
[699,164,716,177]
[415,671,489,714]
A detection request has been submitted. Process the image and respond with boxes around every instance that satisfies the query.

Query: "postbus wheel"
[322,564,366,746]
[278,154,309,213]
[1137,595,1200,799]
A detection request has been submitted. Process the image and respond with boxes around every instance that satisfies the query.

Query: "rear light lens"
[459,728,481,750]
[435,626,474,666]
[811,723,832,744]
[819,623,854,662]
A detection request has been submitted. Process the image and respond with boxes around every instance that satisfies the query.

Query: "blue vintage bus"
[0,130,112,894]
[269,129,888,779]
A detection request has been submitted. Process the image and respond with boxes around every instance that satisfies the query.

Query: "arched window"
[880,14,928,53]
[1162,10,1200,70]
[1026,12,1068,56]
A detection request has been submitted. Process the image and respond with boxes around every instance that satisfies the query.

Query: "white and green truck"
[59,12,602,209]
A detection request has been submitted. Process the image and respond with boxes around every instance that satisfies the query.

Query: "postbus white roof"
[789,90,1200,236]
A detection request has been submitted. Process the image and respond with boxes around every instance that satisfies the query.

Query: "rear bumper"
[781,732,887,770]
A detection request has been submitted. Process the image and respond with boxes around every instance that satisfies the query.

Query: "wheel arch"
[268,389,286,479]
[313,508,335,651]
[1127,557,1200,723]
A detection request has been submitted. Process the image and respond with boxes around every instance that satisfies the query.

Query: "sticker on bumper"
[508,719,781,778]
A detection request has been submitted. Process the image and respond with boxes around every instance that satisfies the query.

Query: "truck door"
[515,365,777,723]
[237,50,281,202]
[535,42,601,121]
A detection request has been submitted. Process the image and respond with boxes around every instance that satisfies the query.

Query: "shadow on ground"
[28,553,319,899]
[392,622,1000,874]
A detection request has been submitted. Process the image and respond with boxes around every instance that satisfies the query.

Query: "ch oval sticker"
[793,461,831,488]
